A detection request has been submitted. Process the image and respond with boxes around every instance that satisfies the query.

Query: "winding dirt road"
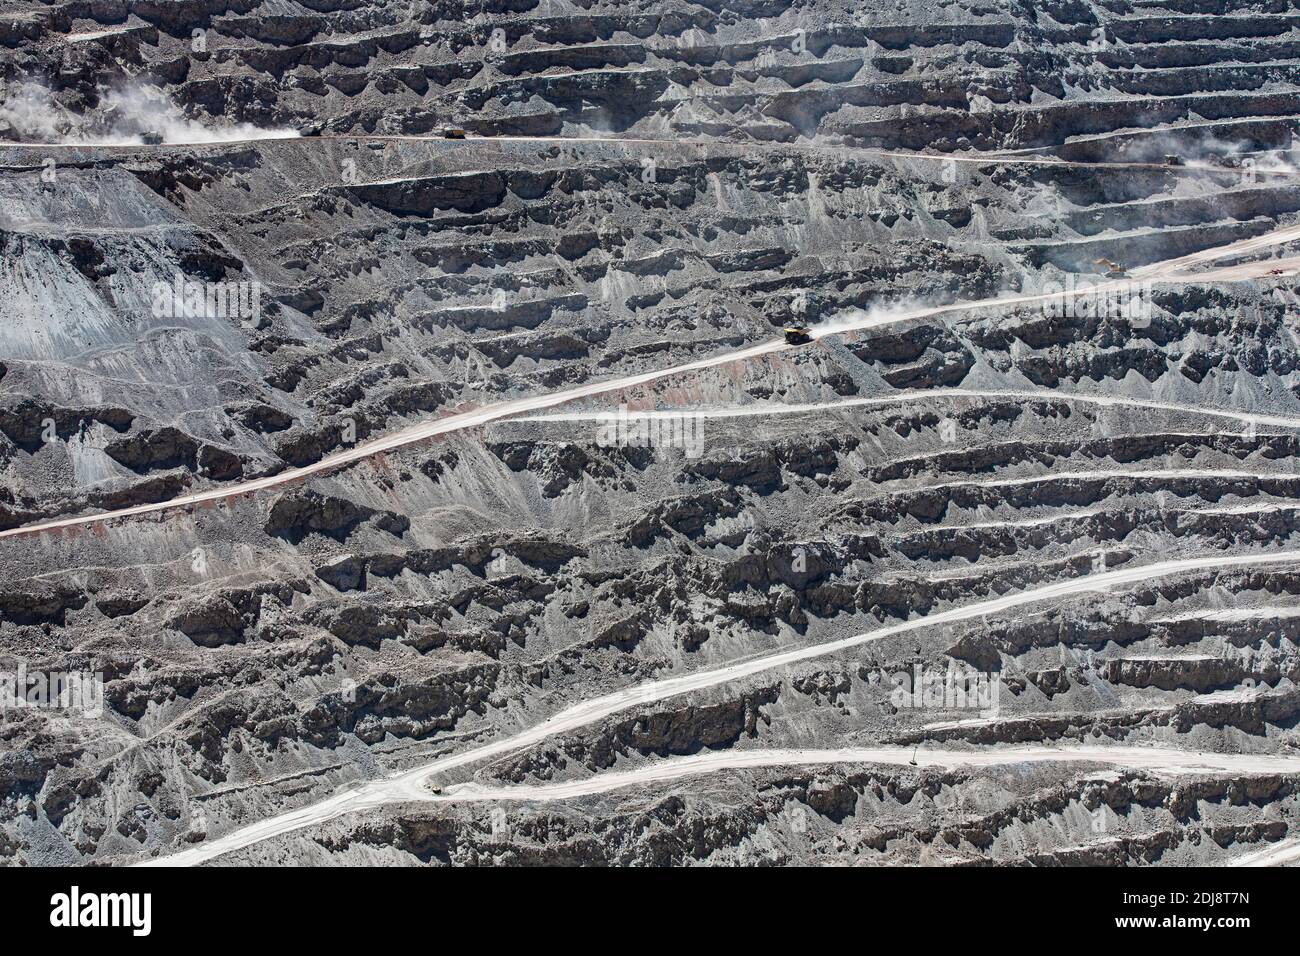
[10,133,1294,865]
[7,217,1300,543]
[138,545,1300,866]
[517,386,1300,431]
[438,745,1300,802]
[1,131,1260,177]
[1229,837,1300,867]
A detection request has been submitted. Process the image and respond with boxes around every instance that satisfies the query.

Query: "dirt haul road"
[7,220,1300,544]
[139,545,1300,866]
[435,745,1300,802]
[517,387,1300,430]
[4,132,1256,176]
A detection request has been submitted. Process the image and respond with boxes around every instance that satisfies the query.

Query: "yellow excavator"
[1093,257,1127,278]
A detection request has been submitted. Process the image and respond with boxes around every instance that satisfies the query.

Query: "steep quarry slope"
[4,0,1300,148]
[3,0,1300,867]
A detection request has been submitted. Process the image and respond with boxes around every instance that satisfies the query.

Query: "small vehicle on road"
[783,325,812,345]
[1163,154,1184,166]
[429,786,443,795]
[140,131,163,145]
[442,128,467,139]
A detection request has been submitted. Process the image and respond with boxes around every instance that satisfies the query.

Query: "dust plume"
[0,80,299,145]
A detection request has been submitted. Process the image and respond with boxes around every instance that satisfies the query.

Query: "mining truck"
[1093,257,1127,278]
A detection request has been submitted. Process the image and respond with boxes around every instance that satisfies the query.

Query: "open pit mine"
[2,0,1300,876]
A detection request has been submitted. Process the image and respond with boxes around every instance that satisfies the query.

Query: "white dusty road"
[0,287,1115,540]
[9,215,1300,543]
[369,134,1244,175]
[1,132,1244,176]
[995,114,1300,156]
[139,545,1300,866]
[437,746,1300,803]
[0,336,787,541]
[1131,222,1300,279]
[1230,837,1300,867]
[516,386,1300,432]
[1180,254,1300,282]
[910,467,1292,494]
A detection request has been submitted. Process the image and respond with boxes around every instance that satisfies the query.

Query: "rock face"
[2,0,1300,868]
[264,490,410,543]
